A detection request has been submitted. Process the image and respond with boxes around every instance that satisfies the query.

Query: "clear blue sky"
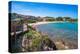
[9,1,78,18]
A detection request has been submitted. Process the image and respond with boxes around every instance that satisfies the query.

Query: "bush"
[27,20,36,23]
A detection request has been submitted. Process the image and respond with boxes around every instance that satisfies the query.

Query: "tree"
[56,17,63,21]
[64,17,71,21]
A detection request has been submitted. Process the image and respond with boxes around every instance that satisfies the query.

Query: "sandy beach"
[28,21,64,26]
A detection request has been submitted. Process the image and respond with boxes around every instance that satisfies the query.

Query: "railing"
[11,24,28,36]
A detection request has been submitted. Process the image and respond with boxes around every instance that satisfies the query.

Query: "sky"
[9,1,78,18]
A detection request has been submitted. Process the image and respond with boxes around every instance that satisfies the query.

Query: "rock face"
[54,39,78,50]
[21,30,57,52]
[41,36,57,51]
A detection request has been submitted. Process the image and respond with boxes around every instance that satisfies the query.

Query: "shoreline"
[28,21,64,26]
[28,21,78,49]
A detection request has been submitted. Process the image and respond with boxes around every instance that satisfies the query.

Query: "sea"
[36,22,78,48]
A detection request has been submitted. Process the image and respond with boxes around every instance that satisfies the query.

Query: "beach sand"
[28,21,64,26]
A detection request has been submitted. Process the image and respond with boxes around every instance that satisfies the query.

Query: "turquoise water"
[36,22,78,45]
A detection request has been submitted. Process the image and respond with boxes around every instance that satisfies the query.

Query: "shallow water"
[36,22,78,49]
